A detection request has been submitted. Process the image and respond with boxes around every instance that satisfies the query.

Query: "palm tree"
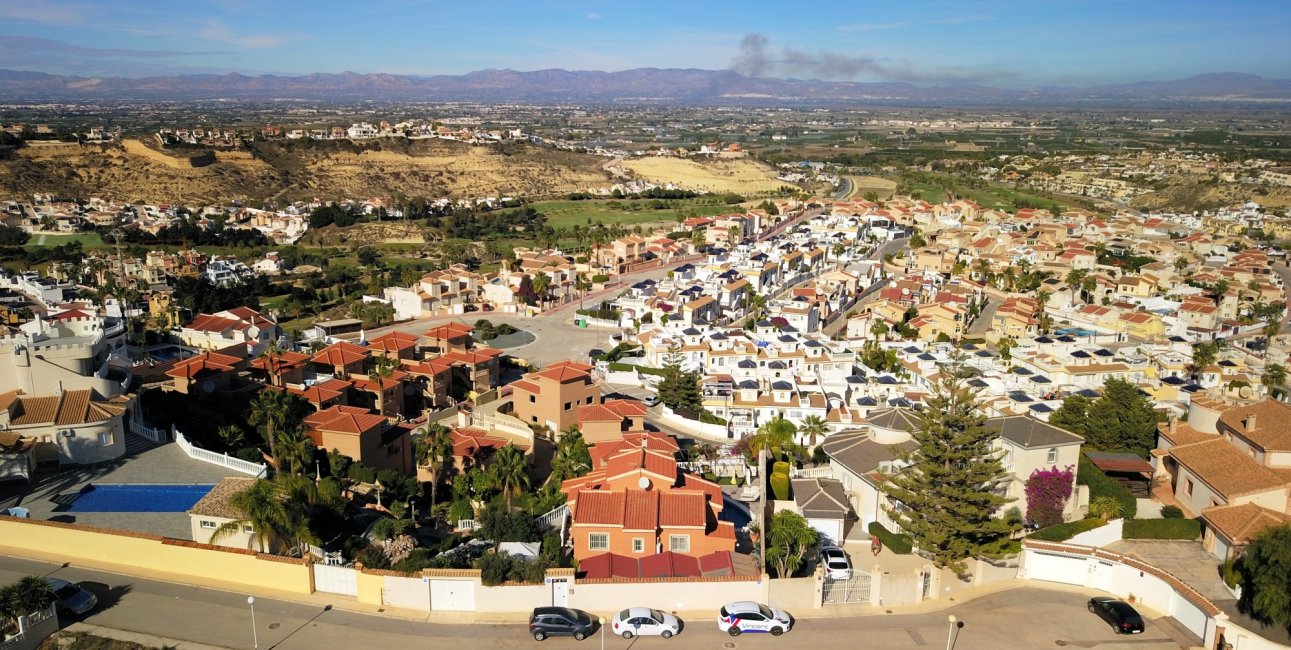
[416,423,455,508]
[870,320,889,342]
[1262,319,1281,361]
[216,424,247,450]
[548,426,591,486]
[1190,342,1218,379]
[764,510,819,578]
[998,336,1017,367]
[1080,276,1098,305]
[210,479,315,555]
[974,258,992,285]
[488,444,530,510]
[798,415,829,449]
[275,426,316,476]
[1213,279,1230,306]
[1065,269,1087,305]
[749,417,797,458]
[532,273,552,309]
[249,388,292,461]
[1262,363,1286,398]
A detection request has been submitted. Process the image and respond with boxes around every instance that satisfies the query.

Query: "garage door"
[1023,551,1086,586]
[808,518,843,546]
[430,579,476,611]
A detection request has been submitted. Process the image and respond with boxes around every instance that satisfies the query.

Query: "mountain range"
[1,68,1290,105]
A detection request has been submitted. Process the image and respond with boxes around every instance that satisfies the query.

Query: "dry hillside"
[1131,175,1291,212]
[0,138,612,203]
[619,156,787,195]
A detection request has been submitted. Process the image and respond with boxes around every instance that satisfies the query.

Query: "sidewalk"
[63,623,233,650]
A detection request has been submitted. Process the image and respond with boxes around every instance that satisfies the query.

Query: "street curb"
[64,622,234,650]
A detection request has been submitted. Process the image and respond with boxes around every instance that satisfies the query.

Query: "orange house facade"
[562,437,734,562]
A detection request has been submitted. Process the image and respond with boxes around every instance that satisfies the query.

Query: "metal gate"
[822,572,871,604]
[313,563,358,596]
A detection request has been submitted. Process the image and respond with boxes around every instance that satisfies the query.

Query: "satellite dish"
[638,476,651,490]
[1239,385,1252,398]
[202,380,215,394]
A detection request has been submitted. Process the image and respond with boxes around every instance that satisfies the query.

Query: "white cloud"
[930,15,993,25]
[198,20,285,49]
[585,12,602,20]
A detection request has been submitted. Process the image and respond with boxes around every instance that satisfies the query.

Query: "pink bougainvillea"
[1025,465,1075,528]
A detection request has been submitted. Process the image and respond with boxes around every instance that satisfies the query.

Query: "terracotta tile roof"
[166,351,240,380]
[1201,502,1291,544]
[311,341,369,366]
[305,405,387,436]
[1157,422,1214,447]
[605,446,678,483]
[288,382,345,405]
[368,331,419,353]
[425,322,475,338]
[440,348,503,365]
[510,380,542,395]
[0,390,20,412]
[589,433,678,469]
[578,552,641,579]
[0,430,36,453]
[10,396,59,426]
[639,551,701,578]
[1217,399,1291,452]
[250,351,310,373]
[534,360,595,383]
[187,477,256,519]
[573,490,624,526]
[659,491,706,528]
[622,489,659,531]
[1168,438,1288,498]
[183,314,241,333]
[350,371,408,392]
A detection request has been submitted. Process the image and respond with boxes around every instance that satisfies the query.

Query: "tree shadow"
[268,604,332,649]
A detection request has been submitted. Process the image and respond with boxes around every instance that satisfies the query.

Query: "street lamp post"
[247,596,258,650]
[945,614,960,650]
[598,616,606,650]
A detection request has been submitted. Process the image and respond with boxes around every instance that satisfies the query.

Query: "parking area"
[0,437,243,539]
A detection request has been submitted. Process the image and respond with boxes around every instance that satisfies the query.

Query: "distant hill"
[1,68,1289,105]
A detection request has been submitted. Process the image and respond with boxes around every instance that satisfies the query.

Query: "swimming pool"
[1055,327,1096,337]
[65,484,215,513]
[147,345,193,363]
[721,494,752,529]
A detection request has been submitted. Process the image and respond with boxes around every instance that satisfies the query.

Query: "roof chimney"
[1245,413,1256,432]
[1169,419,1177,435]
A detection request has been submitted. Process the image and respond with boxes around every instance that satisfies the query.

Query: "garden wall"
[0,518,313,596]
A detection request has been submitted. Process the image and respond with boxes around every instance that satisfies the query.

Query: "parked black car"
[530,607,597,641]
[1088,597,1145,634]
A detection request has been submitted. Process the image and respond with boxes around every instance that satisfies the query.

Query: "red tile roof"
[305,405,387,436]
[424,322,475,338]
[311,341,370,366]
[659,491,707,528]
[573,490,624,526]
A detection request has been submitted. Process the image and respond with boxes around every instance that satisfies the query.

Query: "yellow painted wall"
[0,518,313,595]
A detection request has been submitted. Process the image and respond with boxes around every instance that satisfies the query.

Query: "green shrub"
[607,362,665,377]
[769,472,790,501]
[1028,518,1106,542]
[391,548,435,574]
[235,447,264,464]
[1221,558,1242,589]
[1160,505,1184,519]
[772,461,790,476]
[1077,456,1137,519]
[448,499,474,524]
[347,463,377,484]
[698,410,727,425]
[867,522,913,554]
[1123,518,1201,540]
[591,274,609,284]
[480,552,511,586]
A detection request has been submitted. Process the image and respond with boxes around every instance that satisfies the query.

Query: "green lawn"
[26,232,105,248]
[532,199,738,229]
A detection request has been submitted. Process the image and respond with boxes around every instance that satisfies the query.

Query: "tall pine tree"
[882,352,1019,573]
[655,342,702,415]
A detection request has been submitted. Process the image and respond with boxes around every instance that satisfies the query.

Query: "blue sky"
[1,0,1288,85]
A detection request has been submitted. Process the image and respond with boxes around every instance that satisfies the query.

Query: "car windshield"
[618,609,631,620]
[650,609,664,622]
[54,585,81,599]
[758,604,775,619]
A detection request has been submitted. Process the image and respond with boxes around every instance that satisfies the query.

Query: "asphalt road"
[0,554,1193,650]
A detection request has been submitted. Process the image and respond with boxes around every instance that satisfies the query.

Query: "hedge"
[1077,456,1137,519]
[607,362,666,377]
[769,471,790,501]
[867,522,913,554]
[1123,518,1201,540]
[1028,517,1107,542]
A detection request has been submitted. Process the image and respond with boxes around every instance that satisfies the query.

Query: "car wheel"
[533,632,546,641]
[728,627,741,637]
[574,631,587,641]
[1088,604,1096,613]
[661,631,673,639]
[771,627,784,636]
[622,631,633,640]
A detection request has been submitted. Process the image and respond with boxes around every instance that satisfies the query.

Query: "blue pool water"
[148,345,191,362]
[721,495,752,529]
[1055,327,1096,337]
[65,484,215,513]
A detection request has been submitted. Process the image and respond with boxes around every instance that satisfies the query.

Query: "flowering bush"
[1025,465,1075,528]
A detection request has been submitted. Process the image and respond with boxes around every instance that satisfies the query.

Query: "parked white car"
[820,546,852,580]
[611,607,681,639]
[717,601,793,636]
